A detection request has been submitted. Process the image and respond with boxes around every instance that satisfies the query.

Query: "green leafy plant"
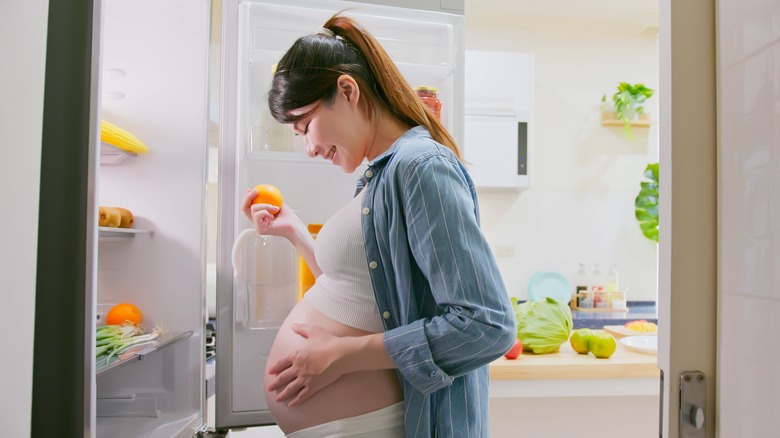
[635,162,659,242]
[602,82,654,139]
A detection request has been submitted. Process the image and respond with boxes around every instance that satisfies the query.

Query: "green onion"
[96,324,161,369]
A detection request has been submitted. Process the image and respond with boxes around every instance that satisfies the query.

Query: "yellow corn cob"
[100,120,149,154]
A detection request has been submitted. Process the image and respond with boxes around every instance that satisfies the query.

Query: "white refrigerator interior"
[95,0,210,436]
[216,0,464,430]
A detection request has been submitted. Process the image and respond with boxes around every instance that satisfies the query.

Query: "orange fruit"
[106,303,143,326]
[252,184,284,210]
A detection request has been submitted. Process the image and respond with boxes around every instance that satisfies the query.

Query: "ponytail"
[324,16,460,159]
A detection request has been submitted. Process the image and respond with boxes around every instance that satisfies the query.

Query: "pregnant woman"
[240,13,516,438]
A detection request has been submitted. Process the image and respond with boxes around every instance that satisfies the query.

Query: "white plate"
[527,271,571,304]
[620,336,658,355]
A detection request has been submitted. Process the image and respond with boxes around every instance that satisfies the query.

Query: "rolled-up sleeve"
[382,151,517,395]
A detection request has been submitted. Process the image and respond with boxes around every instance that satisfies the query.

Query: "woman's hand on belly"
[266,322,351,407]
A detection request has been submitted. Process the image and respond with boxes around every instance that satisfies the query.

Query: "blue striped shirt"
[359,126,517,437]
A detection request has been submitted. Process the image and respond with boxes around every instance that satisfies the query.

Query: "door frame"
[658,0,718,436]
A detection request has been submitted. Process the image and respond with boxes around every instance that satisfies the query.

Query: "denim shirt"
[358,126,517,437]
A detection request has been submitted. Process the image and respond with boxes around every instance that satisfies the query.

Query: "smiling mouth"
[325,146,336,160]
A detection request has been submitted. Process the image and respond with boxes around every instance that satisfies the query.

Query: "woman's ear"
[336,75,360,108]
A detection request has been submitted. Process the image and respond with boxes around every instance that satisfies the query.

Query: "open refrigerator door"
[93,0,210,436]
[215,0,464,430]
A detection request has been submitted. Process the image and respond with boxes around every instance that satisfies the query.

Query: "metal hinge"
[194,426,228,437]
[679,371,706,438]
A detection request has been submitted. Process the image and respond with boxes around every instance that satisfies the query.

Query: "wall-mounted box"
[463,50,533,189]
[464,109,530,189]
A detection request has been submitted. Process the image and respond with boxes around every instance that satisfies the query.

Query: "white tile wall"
[718,0,780,434]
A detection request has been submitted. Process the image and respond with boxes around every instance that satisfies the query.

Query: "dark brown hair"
[268,14,461,159]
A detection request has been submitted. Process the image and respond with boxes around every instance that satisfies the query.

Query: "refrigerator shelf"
[98,227,154,239]
[100,142,138,165]
[96,330,193,376]
[247,150,331,163]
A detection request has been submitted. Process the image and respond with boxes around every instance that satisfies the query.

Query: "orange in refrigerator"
[106,303,142,326]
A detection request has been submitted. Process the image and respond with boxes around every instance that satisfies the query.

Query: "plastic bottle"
[607,264,626,309]
[606,264,620,292]
[574,263,591,308]
[591,263,607,308]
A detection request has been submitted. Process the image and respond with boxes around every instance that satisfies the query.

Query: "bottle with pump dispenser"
[574,263,592,308]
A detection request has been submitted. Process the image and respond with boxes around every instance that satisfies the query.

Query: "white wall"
[0,0,48,435]
[465,9,660,301]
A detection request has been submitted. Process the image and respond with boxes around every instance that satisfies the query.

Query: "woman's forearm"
[338,333,396,374]
[289,225,323,277]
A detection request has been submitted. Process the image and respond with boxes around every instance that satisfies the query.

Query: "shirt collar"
[354,125,429,194]
[368,125,428,168]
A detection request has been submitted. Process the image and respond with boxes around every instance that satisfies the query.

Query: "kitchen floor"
[206,395,285,437]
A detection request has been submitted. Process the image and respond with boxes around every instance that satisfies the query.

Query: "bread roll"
[115,207,134,228]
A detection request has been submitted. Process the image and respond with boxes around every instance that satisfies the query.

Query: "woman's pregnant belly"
[264,298,403,434]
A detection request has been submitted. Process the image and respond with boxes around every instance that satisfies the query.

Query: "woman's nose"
[305,139,318,158]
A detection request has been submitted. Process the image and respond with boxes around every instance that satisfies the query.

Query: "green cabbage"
[512,296,573,354]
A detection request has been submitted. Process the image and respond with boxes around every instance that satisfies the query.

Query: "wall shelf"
[601,111,651,127]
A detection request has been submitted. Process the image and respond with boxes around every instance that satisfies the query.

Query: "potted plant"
[601,82,654,140]
[635,162,659,242]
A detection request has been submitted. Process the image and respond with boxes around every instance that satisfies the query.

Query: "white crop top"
[302,190,383,333]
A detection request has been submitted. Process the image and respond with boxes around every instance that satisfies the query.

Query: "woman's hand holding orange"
[240,186,300,241]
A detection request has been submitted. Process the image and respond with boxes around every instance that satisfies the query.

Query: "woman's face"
[288,76,370,174]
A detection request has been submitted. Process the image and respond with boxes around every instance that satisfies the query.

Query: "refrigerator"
[38,0,464,436]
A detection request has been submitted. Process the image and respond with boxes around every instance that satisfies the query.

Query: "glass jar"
[414,86,442,121]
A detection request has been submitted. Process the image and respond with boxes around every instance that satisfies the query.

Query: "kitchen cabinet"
[464,51,533,189]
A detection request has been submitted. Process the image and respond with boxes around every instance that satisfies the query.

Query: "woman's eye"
[303,124,310,135]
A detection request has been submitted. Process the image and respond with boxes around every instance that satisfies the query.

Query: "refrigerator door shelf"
[96,331,194,376]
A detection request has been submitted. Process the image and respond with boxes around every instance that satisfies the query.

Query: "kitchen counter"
[491,332,658,381]
[489,330,659,398]
[487,331,660,437]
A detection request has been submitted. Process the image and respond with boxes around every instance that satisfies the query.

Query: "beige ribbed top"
[303,190,383,333]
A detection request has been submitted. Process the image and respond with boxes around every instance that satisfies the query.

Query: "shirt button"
[382,311,391,319]
[369,261,378,269]
[362,207,370,215]
[365,170,373,178]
